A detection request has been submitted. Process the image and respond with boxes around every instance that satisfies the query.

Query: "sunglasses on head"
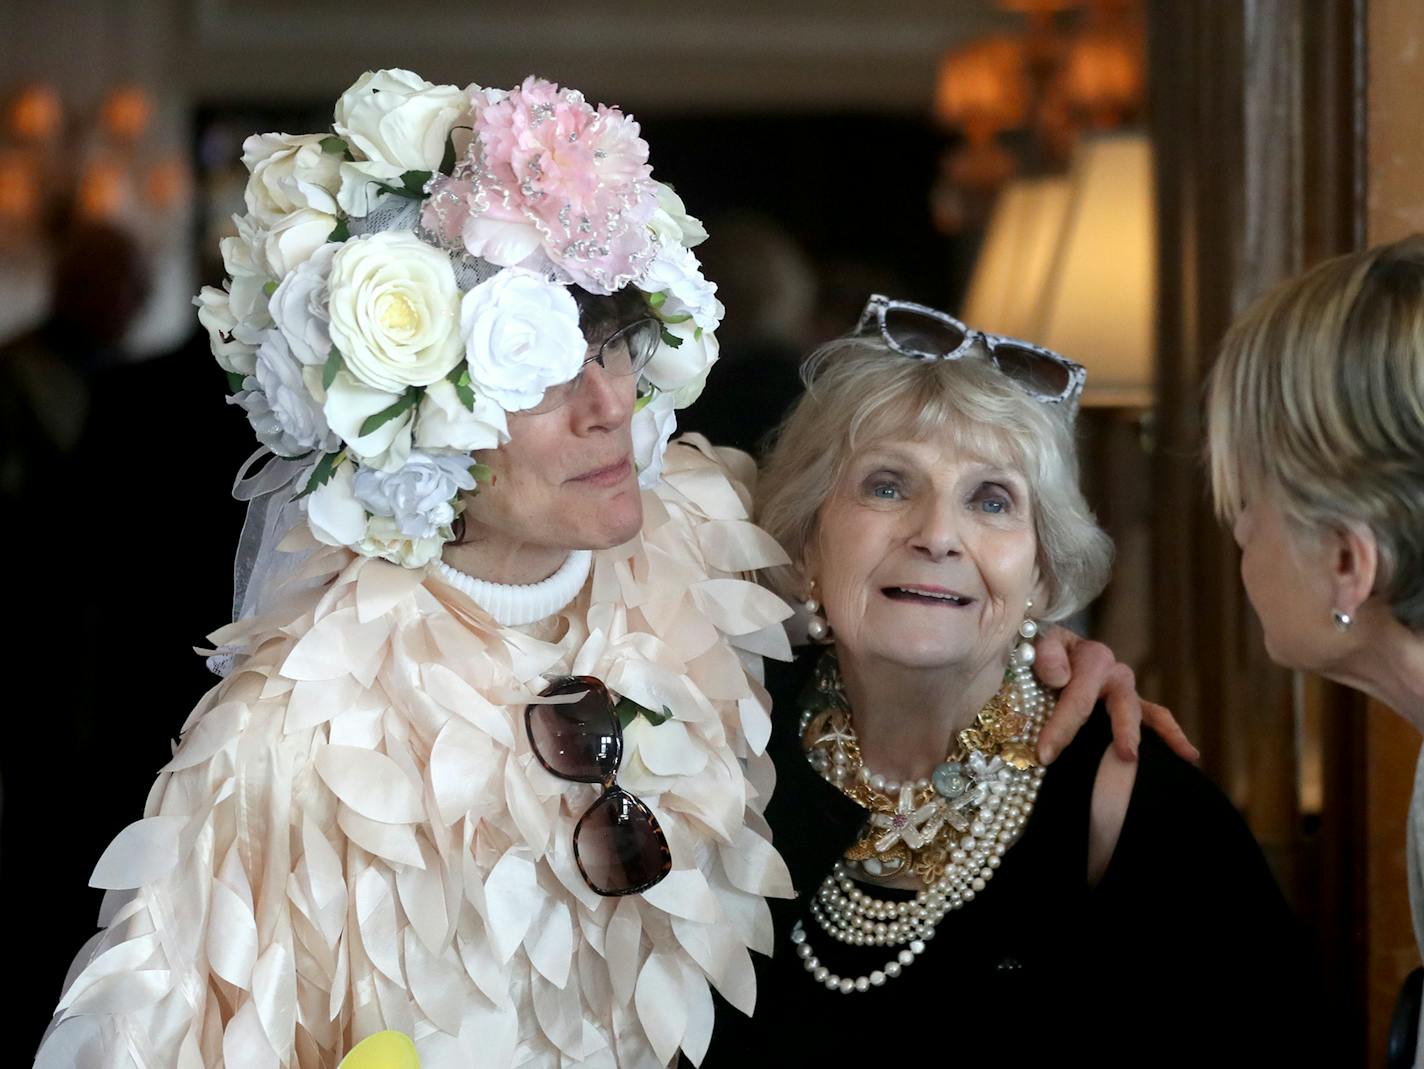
[856,295,1087,408]
[525,676,672,897]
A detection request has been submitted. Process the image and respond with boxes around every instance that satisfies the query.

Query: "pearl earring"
[1332,609,1354,632]
[804,581,832,643]
[1010,613,1039,667]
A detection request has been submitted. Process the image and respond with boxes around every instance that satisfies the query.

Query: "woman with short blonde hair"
[1207,236,1424,1063]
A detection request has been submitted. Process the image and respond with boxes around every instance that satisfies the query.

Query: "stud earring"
[804,581,832,643]
[1332,609,1354,632]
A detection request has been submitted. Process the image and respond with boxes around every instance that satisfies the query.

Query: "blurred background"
[0,0,1419,1061]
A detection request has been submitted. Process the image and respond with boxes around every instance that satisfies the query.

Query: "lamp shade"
[961,175,1071,339]
[1033,132,1156,406]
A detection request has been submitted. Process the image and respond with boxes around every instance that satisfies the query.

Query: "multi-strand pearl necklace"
[793,652,1050,995]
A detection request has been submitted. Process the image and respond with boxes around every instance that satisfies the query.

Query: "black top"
[701,655,1322,1067]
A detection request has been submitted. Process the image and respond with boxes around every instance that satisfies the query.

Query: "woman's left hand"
[1031,625,1199,766]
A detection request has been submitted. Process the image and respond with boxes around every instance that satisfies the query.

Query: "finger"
[1103,663,1143,761]
[1037,639,1113,764]
[1142,701,1200,763]
[1033,626,1074,689]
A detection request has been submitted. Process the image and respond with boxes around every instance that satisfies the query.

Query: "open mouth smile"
[881,586,974,606]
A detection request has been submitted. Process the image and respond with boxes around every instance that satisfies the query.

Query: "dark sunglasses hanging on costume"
[525,675,673,896]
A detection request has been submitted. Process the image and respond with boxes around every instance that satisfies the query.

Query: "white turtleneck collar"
[434,550,592,627]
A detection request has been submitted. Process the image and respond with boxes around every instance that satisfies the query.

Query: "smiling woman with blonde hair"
[705,298,1316,1065]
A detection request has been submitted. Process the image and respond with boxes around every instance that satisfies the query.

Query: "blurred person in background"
[1207,235,1424,1066]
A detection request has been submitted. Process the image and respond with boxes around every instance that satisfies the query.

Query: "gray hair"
[757,336,1113,622]
[1207,235,1424,631]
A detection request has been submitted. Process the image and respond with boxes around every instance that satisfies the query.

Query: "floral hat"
[198,70,721,570]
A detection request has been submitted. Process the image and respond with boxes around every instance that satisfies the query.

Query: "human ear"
[1327,522,1378,619]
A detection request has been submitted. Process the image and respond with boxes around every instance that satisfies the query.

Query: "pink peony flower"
[429,77,658,294]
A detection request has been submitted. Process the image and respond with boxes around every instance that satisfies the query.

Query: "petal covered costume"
[38,439,794,1068]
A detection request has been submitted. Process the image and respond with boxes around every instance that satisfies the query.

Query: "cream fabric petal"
[353,869,404,984]
[456,915,510,1008]
[524,896,573,988]
[721,824,794,898]
[678,956,717,1067]
[530,967,583,1058]
[421,663,515,749]
[403,928,467,1035]
[251,942,297,1060]
[286,675,366,733]
[89,816,187,890]
[690,579,792,636]
[429,719,504,826]
[223,1000,279,1069]
[728,621,793,661]
[458,1000,518,1069]
[316,745,424,823]
[162,702,246,772]
[55,933,164,1012]
[338,807,425,868]
[396,842,450,955]
[662,468,749,520]
[503,753,554,856]
[634,950,687,1068]
[627,718,707,778]
[207,877,258,988]
[604,897,643,1009]
[484,847,541,963]
[639,867,718,923]
[355,558,426,623]
[694,519,790,572]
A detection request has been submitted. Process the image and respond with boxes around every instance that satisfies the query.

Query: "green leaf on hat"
[469,462,494,485]
[320,135,349,157]
[446,362,476,411]
[262,280,278,296]
[295,449,346,499]
[647,290,668,309]
[322,347,345,391]
[329,217,351,242]
[225,371,245,393]
[660,328,683,349]
[358,387,420,438]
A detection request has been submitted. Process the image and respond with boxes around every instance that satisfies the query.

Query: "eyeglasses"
[525,316,663,415]
[856,295,1087,407]
[525,675,673,896]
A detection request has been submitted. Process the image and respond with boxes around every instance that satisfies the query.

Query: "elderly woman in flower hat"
[36,71,1171,1069]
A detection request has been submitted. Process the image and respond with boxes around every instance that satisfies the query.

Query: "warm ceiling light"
[145,156,191,210]
[101,86,152,143]
[0,153,40,220]
[78,161,129,220]
[9,85,62,142]
[1063,27,1143,127]
[933,36,1029,143]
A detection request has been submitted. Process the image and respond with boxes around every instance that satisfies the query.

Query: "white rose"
[306,463,366,548]
[195,285,256,376]
[353,450,475,539]
[336,160,406,218]
[333,69,466,172]
[327,232,463,393]
[234,330,339,457]
[643,319,719,394]
[415,378,509,452]
[269,242,338,366]
[258,208,339,278]
[356,514,447,569]
[648,182,707,248]
[460,268,585,412]
[242,132,342,225]
[631,390,678,488]
[323,371,413,472]
[640,243,723,333]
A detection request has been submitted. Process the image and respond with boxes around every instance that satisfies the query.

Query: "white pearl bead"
[838,978,854,993]
[910,939,925,954]
[869,773,886,792]
[854,977,870,992]
[797,943,812,959]
[870,971,886,986]
[813,966,829,982]
[808,617,829,641]
[885,962,901,978]
[897,950,914,966]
